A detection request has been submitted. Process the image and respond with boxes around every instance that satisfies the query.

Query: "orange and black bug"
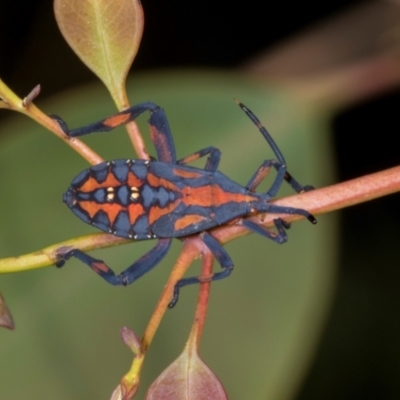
[54,101,316,307]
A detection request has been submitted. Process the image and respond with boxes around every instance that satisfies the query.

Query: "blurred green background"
[1,1,400,400]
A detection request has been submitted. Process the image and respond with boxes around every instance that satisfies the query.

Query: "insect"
[54,101,316,307]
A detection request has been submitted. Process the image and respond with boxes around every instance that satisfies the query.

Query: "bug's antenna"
[234,98,286,166]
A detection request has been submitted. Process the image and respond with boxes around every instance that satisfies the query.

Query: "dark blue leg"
[51,102,177,163]
[56,238,172,286]
[178,146,221,172]
[148,107,176,163]
[246,163,316,224]
[264,204,317,224]
[246,160,314,195]
[241,218,290,244]
[168,232,234,308]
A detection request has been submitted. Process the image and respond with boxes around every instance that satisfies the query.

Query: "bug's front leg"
[50,101,178,163]
[56,238,172,286]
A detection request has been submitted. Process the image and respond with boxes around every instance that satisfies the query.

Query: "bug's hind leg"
[51,102,177,163]
[241,218,290,244]
[264,203,317,224]
[56,238,172,286]
[246,161,317,225]
[168,232,234,308]
[246,163,317,227]
[178,146,221,172]
[246,160,314,195]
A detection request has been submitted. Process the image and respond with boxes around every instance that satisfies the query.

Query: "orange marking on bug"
[172,168,202,179]
[211,185,258,206]
[148,200,180,225]
[174,214,208,231]
[146,173,159,187]
[91,261,110,273]
[127,171,143,187]
[79,173,121,192]
[147,173,179,191]
[128,203,145,225]
[103,113,131,128]
[79,202,122,225]
[180,185,258,207]
[180,186,212,206]
[179,153,199,164]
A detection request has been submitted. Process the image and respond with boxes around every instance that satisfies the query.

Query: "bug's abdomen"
[64,160,259,240]
[64,159,169,239]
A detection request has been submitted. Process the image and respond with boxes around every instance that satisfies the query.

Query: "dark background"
[1,1,400,399]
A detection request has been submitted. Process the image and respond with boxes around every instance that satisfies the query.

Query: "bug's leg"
[56,238,172,286]
[246,160,314,194]
[148,106,176,163]
[240,218,290,244]
[246,160,317,224]
[177,146,221,172]
[262,203,317,224]
[51,102,161,137]
[51,101,177,163]
[168,232,233,308]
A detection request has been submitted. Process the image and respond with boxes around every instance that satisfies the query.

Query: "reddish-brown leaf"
[121,326,142,355]
[146,335,227,400]
[0,293,14,330]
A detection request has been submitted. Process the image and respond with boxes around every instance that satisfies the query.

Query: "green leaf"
[54,0,143,107]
